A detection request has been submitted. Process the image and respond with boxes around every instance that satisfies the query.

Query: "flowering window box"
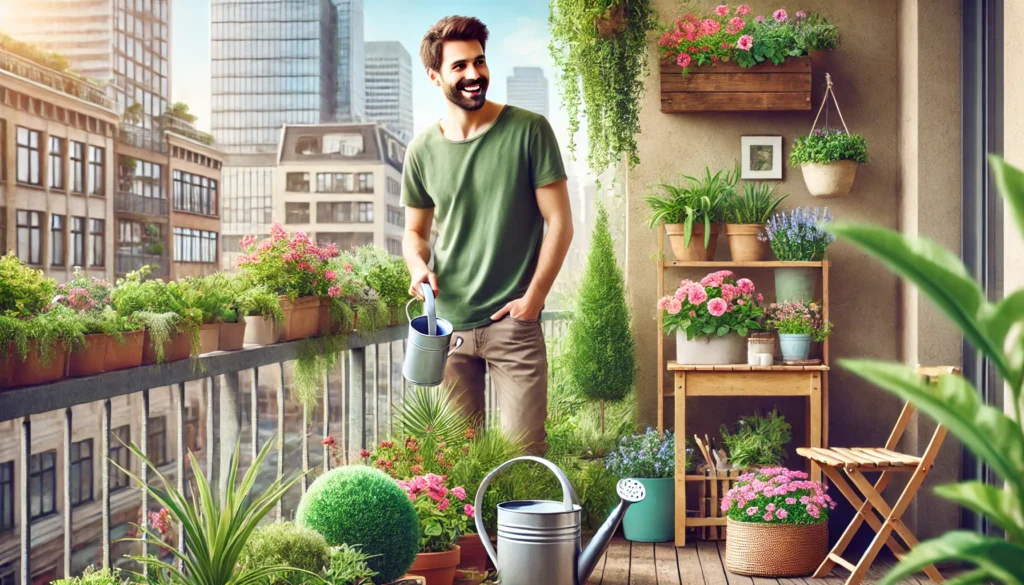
[660,56,812,112]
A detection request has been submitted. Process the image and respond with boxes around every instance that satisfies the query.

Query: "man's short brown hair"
[419,16,489,72]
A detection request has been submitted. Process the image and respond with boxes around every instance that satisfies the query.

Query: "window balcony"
[118,124,168,154]
[0,49,121,114]
[115,191,169,217]
[115,251,168,278]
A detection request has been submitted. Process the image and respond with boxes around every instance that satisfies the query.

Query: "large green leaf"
[933,482,1024,544]
[990,154,1024,245]
[828,223,1014,387]
[983,290,1024,356]
[879,531,1024,585]
[839,360,1024,500]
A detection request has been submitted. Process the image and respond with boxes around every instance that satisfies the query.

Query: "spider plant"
[644,162,739,248]
[116,438,315,585]
[725,182,789,225]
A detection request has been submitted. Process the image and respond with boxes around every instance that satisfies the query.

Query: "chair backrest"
[882,366,960,462]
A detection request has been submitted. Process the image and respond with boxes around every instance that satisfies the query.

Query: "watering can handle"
[404,283,438,336]
[473,456,580,569]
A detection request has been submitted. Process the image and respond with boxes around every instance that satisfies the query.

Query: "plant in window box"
[111,266,198,364]
[339,245,416,326]
[182,274,234,354]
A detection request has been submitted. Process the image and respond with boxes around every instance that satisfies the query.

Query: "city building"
[506,66,549,119]
[365,41,413,142]
[1,47,118,283]
[166,133,224,279]
[219,154,275,271]
[275,122,405,255]
[210,0,366,155]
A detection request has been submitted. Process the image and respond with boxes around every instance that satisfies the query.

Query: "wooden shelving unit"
[654,223,831,546]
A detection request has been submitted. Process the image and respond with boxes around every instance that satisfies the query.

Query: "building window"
[70,141,85,192]
[148,416,168,466]
[322,133,363,155]
[173,170,217,216]
[173,228,218,263]
[51,215,65,267]
[71,217,85,267]
[16,210,42,265]
[88,146,105,195]
[317,173,373,194]
[286,172,310,192]
[285,202,310,224]
[387,205,405,228]
[49,137,65,189]
[315,232,373,250]
[316,202,374,224]
[386,237,402,256]
[90,219,105,267]
[127,158,163,199]
[0,118,6,182]
[16,127,41,185]
[69,439,94,507]
[29,450,56,521]
[0,461,13,532]
[387,176,401,196]
[110,425,131,492]
[358,173,374,193]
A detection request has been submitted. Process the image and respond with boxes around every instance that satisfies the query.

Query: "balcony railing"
[0,49,120,113]
[0,312,569,582]
[115,191,169,217]
[115,251,168,278]
[118,124,168,154]
[160,114,216,146]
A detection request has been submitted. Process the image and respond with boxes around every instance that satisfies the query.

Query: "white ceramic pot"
[675,331,746,365]
[800,160,859,198]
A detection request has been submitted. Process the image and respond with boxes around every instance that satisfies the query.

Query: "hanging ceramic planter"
[792,74,868,198]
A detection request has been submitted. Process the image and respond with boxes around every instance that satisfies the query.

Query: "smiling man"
[401,15,573,454]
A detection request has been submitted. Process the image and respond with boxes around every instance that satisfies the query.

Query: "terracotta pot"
[103,330,144,372]
[317,299,331,336]
[724,223,771,261]
[801,160,859,198]
[454,535,488,583]
[219,320,247,351]
[665,223,719,261]
[407,546,461,585]
[142,330,193,365]
[67,333,108,377]
[243,315,281,346]
[199,323,220,354]
[1,340,68,388]
[279,296,320,341]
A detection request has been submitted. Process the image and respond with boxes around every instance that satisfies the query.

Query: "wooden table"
[670,362,829,547]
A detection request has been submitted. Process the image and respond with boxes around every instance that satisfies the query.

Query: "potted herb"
[761,207,835,302]
[645,164,738,261]
[399,474,475,585]
[719,409,792,469]
[658,270,764,364]
[605,428,679,542]
[790,128,868,198]
[765,300,832,362]
[340,245,415,327]
[230,277,285,346]
[724,182,788,261]
[721,467,835,577]
[182,274,234,354]
[111,267,198,364]
[236,224,338,342]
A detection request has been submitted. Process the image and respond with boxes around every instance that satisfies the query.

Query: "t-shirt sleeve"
[401,147,434,208]
[529,116,568,189]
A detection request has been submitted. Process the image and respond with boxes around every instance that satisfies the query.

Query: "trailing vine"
[549,0,657,174]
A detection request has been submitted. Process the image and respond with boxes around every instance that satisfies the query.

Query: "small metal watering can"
[402,283,463,386]
[474,456,646,585]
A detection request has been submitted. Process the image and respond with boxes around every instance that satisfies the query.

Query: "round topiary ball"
[239,521,330,585]
[297,466,420,584]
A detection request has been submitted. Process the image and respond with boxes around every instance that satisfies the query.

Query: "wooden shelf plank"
[663,260,824,268]
[667,361,829,371]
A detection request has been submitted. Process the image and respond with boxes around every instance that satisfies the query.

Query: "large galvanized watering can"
[473,456,646,585]
[402,283,463,386]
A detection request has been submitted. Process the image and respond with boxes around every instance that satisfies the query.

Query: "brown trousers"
[443,316,548,454]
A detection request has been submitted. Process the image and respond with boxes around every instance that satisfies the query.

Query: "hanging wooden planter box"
[660,56,812,112]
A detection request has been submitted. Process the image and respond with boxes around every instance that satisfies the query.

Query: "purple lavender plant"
[604,428,679,478]
[760,207,835,261]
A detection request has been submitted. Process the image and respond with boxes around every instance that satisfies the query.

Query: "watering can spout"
[578,478,646,584]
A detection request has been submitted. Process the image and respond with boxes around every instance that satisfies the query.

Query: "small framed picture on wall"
[741,136,783,180]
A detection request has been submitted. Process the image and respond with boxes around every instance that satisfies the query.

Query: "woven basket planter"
[724,518,828,577]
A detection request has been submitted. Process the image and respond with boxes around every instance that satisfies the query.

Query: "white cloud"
[502,17,553,69]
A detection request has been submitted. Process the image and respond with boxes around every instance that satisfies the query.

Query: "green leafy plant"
[396,385,473,456]
[231,277,284,324]
[339,246,414,325]
[187,274,235,324]
[644,163,738,248]
[790,128,868,166]
[0,304,87,364]
[0,253,57,317]
[117,439,308,585]
[324,544,377,585]
[238,521,331,585]
[51,566,126,585]
[725,182,789,224]
[719,408,793,469]
[765,300,832,341]
[296,466,420,585]
[112,267,201,361]
[826,154,1024,585]
[0,30,72,72]
[604,428,677,479]
[563,203,636,415]
[549,0,657,173]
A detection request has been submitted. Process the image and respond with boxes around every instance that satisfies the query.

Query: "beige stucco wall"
[1005,0,1024,421]
[625,0,962,537]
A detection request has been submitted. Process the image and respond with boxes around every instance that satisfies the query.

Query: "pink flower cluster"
[658,271,766,341]
[723,467,836,524]
[148,508,171,534]
[398,473,474,519]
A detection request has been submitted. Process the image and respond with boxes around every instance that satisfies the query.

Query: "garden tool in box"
[474,456,646,585]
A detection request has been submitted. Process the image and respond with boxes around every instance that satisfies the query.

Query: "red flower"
[359,449,371,459]
[322,436,336,447]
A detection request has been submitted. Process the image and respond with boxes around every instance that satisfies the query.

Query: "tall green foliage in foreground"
[830,154,1024,585]
[563,202,636,420]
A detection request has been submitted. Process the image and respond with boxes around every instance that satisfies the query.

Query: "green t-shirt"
[402,105,567,330]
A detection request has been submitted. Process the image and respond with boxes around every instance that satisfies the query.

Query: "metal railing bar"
[348,348,366,460]
[63,408,72,578]
[340,352,348,466]
[301,402,309,494]
[251,368,259,463]
[102,399,111,569]
[206,378,214,487]
[323,372,331,473]
[387,342,394,436]
[21,416,31,585]
[275,363,284,521]
[174,383,185,567]
[372,344,379,445]
[141,389,150,577]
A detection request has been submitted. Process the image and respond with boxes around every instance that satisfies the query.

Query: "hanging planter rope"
[797,73,862,198]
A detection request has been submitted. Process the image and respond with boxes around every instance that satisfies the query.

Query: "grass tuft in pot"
[645,163,737,260]
[719,408,792,470]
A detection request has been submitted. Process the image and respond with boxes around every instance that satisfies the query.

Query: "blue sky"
[172,0,571,152]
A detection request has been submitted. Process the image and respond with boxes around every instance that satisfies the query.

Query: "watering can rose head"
[658,270,765,341]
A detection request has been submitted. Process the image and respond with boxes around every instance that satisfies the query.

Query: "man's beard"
[443,77,488,111]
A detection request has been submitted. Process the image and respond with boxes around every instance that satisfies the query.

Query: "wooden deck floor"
[586,538,929,585]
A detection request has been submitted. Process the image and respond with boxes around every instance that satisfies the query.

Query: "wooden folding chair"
[796,365,958,585]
